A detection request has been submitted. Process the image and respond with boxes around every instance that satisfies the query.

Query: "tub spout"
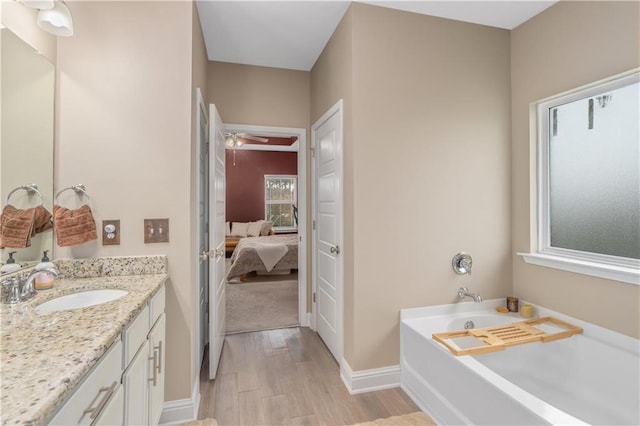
[458,287,482,303]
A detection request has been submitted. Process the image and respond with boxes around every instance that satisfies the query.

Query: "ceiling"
[196,1,557,72]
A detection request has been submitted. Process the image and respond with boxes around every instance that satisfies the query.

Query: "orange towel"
[53,204,98,247]
[33,205,54,234]
[0,205,53,248]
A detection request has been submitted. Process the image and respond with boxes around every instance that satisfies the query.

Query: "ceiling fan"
[225,132,269,148]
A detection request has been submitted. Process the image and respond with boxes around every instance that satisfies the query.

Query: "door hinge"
[310,146,316,158]
[312,220,316,230]
[313,292,316,303]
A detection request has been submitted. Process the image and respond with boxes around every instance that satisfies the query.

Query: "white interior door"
[312,100,343,362]
[208,104,226,379]
[197,92,209,365]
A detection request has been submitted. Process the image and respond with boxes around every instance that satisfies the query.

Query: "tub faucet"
[458,287,482,303]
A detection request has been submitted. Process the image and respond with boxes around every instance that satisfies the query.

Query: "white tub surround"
[400,299,640,425]
[0,256,168,425]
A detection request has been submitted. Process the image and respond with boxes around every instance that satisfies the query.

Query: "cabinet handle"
[156,340,162,374]
[149,349,158,386]
[83,381,117,421]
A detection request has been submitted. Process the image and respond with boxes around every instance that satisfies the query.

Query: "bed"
[227,234,298,281]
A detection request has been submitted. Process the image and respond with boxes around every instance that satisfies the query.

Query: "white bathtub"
[400,299,640,425]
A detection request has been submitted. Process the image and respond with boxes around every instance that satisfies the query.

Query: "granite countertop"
[0,257,168,425]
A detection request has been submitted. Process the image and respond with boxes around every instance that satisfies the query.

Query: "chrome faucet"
[20,267,60,300]
[458,287,482,303]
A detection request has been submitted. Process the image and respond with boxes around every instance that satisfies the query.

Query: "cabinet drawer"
[123,305,149,367]
[49,340,123,425]
[149,286,165,328]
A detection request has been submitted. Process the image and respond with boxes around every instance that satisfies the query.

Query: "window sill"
[274,227,298,234]
[518,252,639,285]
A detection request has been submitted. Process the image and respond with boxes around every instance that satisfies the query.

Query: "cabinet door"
[49,341,123,425]
[147,313,165,425]
[122,340,149,425]
[93,384,124,426]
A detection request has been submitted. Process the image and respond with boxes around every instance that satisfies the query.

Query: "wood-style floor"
[197,327,420,425]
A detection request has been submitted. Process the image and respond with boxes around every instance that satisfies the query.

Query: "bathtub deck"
[198,327,424,425]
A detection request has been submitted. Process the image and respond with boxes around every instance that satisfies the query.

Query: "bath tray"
[432,317,583,356]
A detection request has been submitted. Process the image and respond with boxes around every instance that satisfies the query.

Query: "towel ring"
[5,184,44,207]
[55,184,91,204]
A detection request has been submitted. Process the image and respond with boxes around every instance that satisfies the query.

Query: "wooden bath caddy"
[432,317,583,356]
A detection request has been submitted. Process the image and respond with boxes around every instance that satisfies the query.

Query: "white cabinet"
[48,285,166,426]
[122,340,149,425]
[147,313,165,425]
[49,341,123,425]
[122,286,165,425]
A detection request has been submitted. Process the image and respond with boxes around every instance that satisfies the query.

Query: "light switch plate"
[144,218,169,243]
[102,220,120,245]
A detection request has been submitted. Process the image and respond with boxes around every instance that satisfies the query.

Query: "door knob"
[214,249,225,259]
[330,245,340,254]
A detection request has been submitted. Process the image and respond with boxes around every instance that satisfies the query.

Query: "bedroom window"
[520,70,640,285]
[265,175,297,232]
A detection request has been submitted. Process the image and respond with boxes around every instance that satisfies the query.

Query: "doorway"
[223,123,307,333]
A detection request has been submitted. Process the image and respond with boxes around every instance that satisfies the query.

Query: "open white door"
[197,90,209,365]
[312,100,343,362]
[208,104,226,379]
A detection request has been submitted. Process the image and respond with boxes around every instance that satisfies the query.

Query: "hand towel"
[0,205,36,248]
[53,204,98,247]
[33,205,54,234]
[0,205,54,248]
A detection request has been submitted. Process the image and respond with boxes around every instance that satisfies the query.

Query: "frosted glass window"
[540,74,640,261]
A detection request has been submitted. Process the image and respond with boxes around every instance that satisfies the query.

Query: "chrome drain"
[464,320,475,329]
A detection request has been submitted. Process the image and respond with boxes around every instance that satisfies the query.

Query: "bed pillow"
[231,222,249,237]
[247,220,264,237]
[260,221,273,236]
[225,222,231,237]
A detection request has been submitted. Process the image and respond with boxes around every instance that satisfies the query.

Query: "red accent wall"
[226,150,297,222]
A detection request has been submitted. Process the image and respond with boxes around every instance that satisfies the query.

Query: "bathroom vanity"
[0,256,168,425]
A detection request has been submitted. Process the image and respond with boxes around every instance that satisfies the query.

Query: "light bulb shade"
[19,0,55,9]
[37,1,73,36]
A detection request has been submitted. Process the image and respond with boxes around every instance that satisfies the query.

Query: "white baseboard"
[340,358,400,395]
[301,312,312,327]
[159,375,200,425]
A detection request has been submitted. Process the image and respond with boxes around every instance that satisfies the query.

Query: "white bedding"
[227,234,298,280]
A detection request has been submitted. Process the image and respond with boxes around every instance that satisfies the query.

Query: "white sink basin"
[35,289,128,313]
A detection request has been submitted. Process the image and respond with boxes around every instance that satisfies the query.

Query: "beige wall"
[511,1,640,338]
[207,61,309,129]
[55,1,196,401]
[0,0,56,63]
[312,3,512,371]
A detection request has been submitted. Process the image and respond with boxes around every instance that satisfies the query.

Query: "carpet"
[225,278,298,333]
[351,412,436,425]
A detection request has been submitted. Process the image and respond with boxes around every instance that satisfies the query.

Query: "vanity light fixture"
[37,0,73,37]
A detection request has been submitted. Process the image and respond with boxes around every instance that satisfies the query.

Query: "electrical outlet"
[102,220,120,245]
[144,218,169,243]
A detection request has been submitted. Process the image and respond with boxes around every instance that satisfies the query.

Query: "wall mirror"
[1,28,55,271]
